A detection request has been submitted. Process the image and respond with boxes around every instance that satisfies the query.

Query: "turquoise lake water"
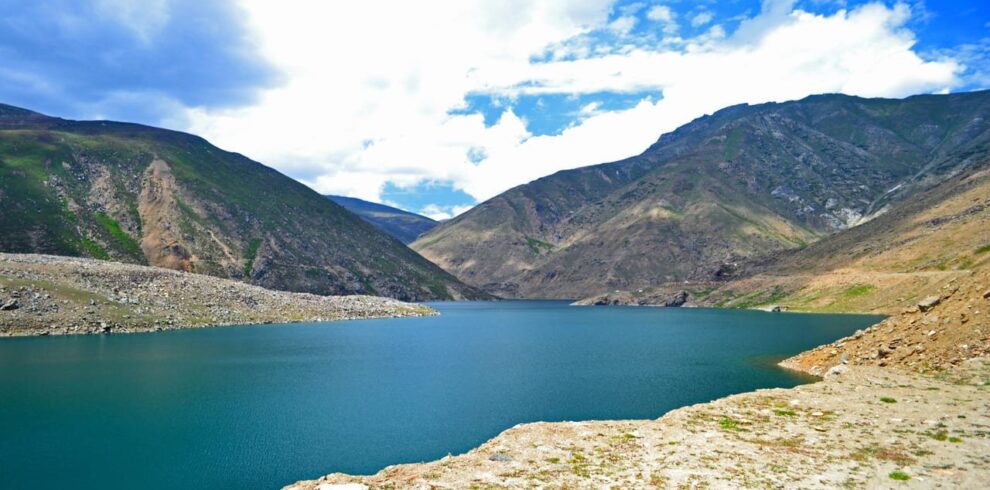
[0,301,882,489]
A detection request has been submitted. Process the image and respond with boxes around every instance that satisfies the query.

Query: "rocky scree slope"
[581,162,990,313]
[413,90,990,299]
[327,195,439,244]
[0,253,435,336]
[0,103,484,300]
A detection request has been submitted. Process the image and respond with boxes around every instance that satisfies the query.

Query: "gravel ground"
[0,253,435,336]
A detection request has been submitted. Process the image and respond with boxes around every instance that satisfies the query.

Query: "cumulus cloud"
[181,0,962,207]
[691,11,713,27]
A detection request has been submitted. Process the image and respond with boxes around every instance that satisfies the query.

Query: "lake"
[0,301,882,489]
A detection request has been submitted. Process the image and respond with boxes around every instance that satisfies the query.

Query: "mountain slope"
[412,90,990,299]
[579,162,990,313]
[327,195,438,244]
[0,104,484,300]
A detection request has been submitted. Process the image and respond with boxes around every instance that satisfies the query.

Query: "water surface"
[0,301,881,489]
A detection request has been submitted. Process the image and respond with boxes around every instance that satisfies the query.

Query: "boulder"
[825,365,848,378]
[0,298,19,311]
[918,296,941,312]
[661,290,689,307]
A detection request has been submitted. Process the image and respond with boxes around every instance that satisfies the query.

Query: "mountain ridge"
[326,195,438,244]
[0,103,486,300]
[412,90,990,299]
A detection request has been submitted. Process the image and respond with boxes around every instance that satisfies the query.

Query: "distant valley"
[326,195,438,244]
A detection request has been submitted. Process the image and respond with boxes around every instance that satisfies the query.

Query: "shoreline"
[287,358,990,489]
[0,253,436,337]
[287,268,989,488]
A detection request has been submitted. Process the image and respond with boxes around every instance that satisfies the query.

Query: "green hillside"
[0,104,485,301]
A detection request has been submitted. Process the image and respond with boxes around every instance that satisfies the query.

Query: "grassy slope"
[0,106,485,301]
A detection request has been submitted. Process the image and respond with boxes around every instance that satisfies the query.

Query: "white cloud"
[646,5,674,22]
[420,204,474,221]
[182,1,962,207]
[691,11,713,27]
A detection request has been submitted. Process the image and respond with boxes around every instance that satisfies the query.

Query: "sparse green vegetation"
[773,409,797,417]
[718,417,749,432]
[975,243,990,255]
[525,237,554,255]
[94,213,142,256]
[80,237,109,260]
[880,397,897,404]
[888,471,910,481]
[243,238,262,277]
[842,284,875,299]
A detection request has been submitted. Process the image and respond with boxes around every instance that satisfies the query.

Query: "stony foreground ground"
[0,253,435,336]
[288,358,989,489]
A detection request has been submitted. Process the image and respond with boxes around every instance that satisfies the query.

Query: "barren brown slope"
[414,90,990,299]
[0,104,486,301]
[691,163,990,314]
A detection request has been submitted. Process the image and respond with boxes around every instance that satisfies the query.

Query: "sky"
[1,0,988,219]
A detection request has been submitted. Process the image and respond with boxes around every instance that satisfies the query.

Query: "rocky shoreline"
[0,253,435,336]
[289,359,990,489]
[287,268,990,489]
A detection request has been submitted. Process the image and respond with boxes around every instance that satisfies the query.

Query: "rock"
[489,453,513,462]
[0,299,19,311]
[825,365,848,378]
[918,296,941,312]
[664,290,689,308]
[983,290,990,299]
[770,305,782,312]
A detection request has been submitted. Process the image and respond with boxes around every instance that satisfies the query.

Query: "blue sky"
[1,0,988,219]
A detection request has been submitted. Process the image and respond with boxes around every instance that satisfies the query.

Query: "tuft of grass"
[975,243,990,255]
[880,397,897,404]
[948,436,963,443]
[889,471,910,481]
[718,417,750,432]
[773,409,797,417]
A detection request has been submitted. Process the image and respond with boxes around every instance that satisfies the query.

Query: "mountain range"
[412,90,990,299]
[326,195,438,244]
[0,104,483,301]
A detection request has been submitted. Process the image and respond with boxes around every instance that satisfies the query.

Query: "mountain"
[578,162,990,313]
[0,103,485,301]
[412,90,990,299]
[326,195,439,244]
